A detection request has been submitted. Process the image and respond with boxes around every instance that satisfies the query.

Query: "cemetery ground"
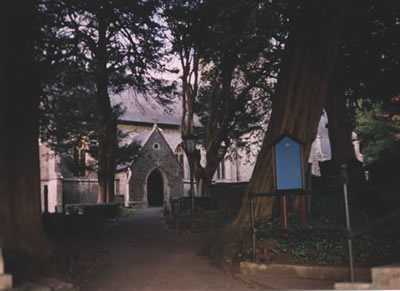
[169,199,400,270]
[5,206,136,290]
[4,187,400,290]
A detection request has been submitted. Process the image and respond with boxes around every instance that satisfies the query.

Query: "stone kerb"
[371,263,400,289]
[334,263,400,289]
[0,248,12,290]
[240,262,371,282]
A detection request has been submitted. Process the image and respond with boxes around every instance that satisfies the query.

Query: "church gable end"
[129,126,183,206]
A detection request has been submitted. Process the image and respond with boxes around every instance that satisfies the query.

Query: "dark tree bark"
[179,47,204,189]
[94,10,117,203]
[180,49,199,137]
[233,0,350,226]
[169,2,276,197]
[95,79,117,203]
[326,68,357,164]
[0,1,48,253]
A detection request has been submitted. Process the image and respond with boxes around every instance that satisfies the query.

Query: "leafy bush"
[253,215,400,266]
[355,102,399,163]
[166,209,228,233]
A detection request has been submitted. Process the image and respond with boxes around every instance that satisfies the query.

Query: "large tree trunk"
[199,58,235,196]
[326,70,356,164]
[95,11,117,203]
[96,119,117,203]
[0,0,48,253]
[202,145,225,196]
[233,0,350,226]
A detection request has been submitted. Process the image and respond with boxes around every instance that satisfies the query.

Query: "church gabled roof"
[116,123,181,172]
[141,124,176,155]
[137,123,165,147]
[111,89,202,127]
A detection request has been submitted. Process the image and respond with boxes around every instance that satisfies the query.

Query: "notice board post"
[273,135,306,235]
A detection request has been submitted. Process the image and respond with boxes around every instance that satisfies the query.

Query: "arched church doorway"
[147,169,164,206]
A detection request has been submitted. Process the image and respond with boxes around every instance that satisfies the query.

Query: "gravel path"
[82,208,255,291]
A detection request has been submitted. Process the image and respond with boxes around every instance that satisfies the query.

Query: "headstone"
[0,248,12,290]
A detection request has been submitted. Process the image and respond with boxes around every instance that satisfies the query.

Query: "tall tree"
[355,100,400,163]
[39,75,142,179]
[326,0,400,166]
[165,0,201,136]
[166,0,287,194]
[37,0,171,202]
[325,62,357,164]
[164,0,204,185]
[0,1,47,253]
[233,0,350,225]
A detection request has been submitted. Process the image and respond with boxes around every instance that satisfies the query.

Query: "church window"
[73,141,86,176]
[175,143,185,176]
[216,160,225,180]
[179,154,184,166]
[115,179,120,194]
[153,143,160,150]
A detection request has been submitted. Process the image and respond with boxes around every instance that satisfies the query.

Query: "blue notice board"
[274,136,303,190]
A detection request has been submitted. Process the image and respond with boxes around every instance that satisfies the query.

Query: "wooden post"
[250,196,256,262]
[43,185,49,214]
[299,195,307,230]
[281,195,288,237]
[342,164,355,282]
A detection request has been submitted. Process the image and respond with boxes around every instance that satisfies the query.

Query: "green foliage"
[167,209,227,233]
[36,0,173,176]
[253,215,400,266]
[355,102,399,163]
[36,0,172,95]
[118,206,136,218]
[40,86,142,172]
[195,0,282,152]
[344,0,400,102]
[166,0,295,165]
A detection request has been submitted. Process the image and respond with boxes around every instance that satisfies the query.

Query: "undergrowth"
[251,215,400,266]
[166,208,228,233]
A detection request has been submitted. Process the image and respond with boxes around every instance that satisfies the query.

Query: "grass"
[104,206,137,227]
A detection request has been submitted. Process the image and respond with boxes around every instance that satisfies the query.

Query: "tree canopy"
[37,0,173,202]
[165,0,293,192]
[324,0,400,165]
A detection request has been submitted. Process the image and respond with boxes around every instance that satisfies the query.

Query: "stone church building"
[39,91,363,213]
[121,125,184,208]
[39,91,255,212]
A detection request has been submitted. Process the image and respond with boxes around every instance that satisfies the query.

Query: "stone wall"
[63,179,98,204]
[39,142,63,212]
[115,170,130,207]
[40,177,63,213]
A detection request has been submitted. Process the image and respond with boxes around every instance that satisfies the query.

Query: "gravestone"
[0,248,12,290]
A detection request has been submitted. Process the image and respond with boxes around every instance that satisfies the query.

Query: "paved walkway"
[82,208,255,291]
